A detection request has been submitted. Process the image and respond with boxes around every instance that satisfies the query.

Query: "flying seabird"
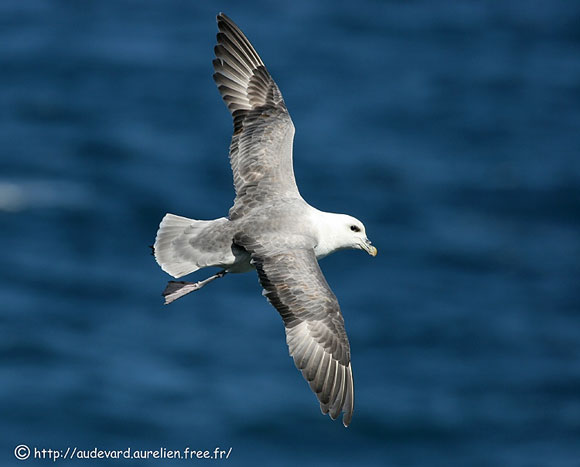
[153,13,377,427]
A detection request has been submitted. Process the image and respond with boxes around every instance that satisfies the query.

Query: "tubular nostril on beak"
[362,238,377,256]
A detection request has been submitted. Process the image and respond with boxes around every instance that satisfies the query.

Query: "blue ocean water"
[1,1,579,465]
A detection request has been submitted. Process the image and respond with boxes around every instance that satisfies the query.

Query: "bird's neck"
[310,209,348,259]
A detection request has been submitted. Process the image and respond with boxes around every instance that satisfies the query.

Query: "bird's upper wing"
[236,232,354,426]
[213,13,300,220]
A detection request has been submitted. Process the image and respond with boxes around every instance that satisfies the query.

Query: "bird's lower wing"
[246,245,354,426]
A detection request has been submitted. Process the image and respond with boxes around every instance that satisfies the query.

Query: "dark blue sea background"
[1,1,579,465]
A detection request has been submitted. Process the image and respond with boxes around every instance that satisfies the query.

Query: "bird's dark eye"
[350,225,361,232]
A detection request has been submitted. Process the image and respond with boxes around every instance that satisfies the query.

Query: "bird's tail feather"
[153,213,230,278]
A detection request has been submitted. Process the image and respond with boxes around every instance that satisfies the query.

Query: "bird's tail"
[153,213,231,278]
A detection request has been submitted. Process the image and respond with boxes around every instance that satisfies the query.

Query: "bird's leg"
[162,270,227,305]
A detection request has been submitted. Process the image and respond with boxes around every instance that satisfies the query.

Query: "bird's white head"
[315,212,377,259]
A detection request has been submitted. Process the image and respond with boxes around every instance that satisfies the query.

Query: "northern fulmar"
[153,13,377,427]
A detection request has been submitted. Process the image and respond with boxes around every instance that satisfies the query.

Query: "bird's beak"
[361,238,378,257]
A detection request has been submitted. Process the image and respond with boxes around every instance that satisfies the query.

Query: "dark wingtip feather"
[342,366,354,427]
[217,13,236,30]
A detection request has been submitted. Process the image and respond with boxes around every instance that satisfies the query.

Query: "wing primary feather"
[342,366,355,427]
[311,351,331,394]
[329,364,345,420]
[320,359,338,409]
[303,346,322,382]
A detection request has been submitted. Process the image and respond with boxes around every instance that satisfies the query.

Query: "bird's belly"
[225,248,253,273]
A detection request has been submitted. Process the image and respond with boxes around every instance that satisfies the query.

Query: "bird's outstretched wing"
[237,232,355,426]
[213,13,300,220]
